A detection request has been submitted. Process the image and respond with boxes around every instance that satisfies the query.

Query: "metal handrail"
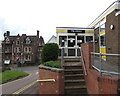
[91,52,120,56]
[81,48,87,75]
[91,52,120,76]
[37,79,55,82]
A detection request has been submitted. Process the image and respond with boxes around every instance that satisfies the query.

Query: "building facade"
[88,0,120,65]
[56,27,94,58]
[2,30,44,66]
[88,0,120,55]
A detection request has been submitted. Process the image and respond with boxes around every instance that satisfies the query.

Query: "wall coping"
[39,65,64,73]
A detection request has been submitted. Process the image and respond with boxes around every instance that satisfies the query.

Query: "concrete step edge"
[65,79,85,83]
[65,86,87,89]
[64,69,83,72]
[64,74,84,77]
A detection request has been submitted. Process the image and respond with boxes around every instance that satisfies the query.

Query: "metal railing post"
[99,53,102,76]
[61,48,64,67]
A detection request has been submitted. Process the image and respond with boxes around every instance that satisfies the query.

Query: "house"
[47,35,57,43]
[2,30,44,66]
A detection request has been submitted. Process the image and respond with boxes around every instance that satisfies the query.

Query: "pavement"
[1,65,39,95]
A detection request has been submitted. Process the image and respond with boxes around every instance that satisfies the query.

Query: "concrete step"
[64,65,82,70]
[64,69,83,74]
[64,69,83,72]
[65,86,87,94]
[64,58,81,62]
[64,74,84,77]
[65,79,85,83]
[65,85,86,89]
[65,79,85,86]
[65,74,84,80]
[64,61,88,95]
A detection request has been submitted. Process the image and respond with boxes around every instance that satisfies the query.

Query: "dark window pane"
[86,36,93,43]
[68,49,75,56]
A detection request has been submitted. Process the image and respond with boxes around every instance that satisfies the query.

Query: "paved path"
[1,65,39,95]
[20,82,39,94]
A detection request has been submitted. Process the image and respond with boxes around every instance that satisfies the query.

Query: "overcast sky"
[0,0,115,43]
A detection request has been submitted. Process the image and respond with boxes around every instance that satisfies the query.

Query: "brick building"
[2,30,44,66]
[88,0,120,56]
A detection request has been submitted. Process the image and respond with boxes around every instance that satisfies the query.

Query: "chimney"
[6,31,10,36]
[37,30,39,37]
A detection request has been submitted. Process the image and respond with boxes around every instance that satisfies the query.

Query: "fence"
[91,52,120,76]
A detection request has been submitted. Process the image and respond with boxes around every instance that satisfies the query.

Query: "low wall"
[39,65,64,94]
[81,43,119,94]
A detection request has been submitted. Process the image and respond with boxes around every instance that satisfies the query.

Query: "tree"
[41,43,59,63]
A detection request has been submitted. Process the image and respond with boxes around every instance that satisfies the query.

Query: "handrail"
[80,48,87,76]
[91,52,120,56]
[37,79,55,82]
[92,65,120,75]
[91,52,120,76]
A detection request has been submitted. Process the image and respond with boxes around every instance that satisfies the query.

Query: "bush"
[41,43,59,63]
[44,61,62,68]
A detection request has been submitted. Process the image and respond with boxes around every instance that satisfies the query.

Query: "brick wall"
[39,65,64,94]
[81,43,119,94]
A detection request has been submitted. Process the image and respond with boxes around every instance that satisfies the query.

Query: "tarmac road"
[1,65,39,95]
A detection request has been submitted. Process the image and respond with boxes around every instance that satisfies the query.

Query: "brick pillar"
[81,43,93,69]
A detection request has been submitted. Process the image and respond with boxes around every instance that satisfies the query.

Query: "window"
[14,47,20,53]
[25,48,27,52]
[16,41,20,45]
[100,35,106,46]
[24,55,31,61]
[29,47,31,52]
[26,37,31,44]
[68,36,75,47]
[24,47,32,53]
[100,24,105,32]
[16,48,17,52]
[86,36,93,43]
[19,48,21,52]
[77,36,84,47]
[59,36,67,47]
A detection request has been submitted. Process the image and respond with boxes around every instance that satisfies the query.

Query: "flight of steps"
[64,59,88,95]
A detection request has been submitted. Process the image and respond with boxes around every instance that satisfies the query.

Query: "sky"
[0,0,116,43]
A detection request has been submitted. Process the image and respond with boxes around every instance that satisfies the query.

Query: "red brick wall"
[39,66,64,94]
[81,43,118,94]
[98,77,118,94]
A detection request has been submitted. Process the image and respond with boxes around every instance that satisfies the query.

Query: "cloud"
[0,17,9,40]
[0,0,115,43]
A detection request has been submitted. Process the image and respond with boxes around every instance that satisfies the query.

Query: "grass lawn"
[0,70,29,84]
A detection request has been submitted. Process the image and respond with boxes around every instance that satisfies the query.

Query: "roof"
[56,27,94,30]
[2,32,44,46]
[88,1,120,28]
[47,35,57,43]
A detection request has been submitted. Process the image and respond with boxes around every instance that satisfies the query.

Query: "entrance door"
[77,36,84,47]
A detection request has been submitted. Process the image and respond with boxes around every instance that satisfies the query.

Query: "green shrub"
[41,43,59,63]
[44,61,62,68]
